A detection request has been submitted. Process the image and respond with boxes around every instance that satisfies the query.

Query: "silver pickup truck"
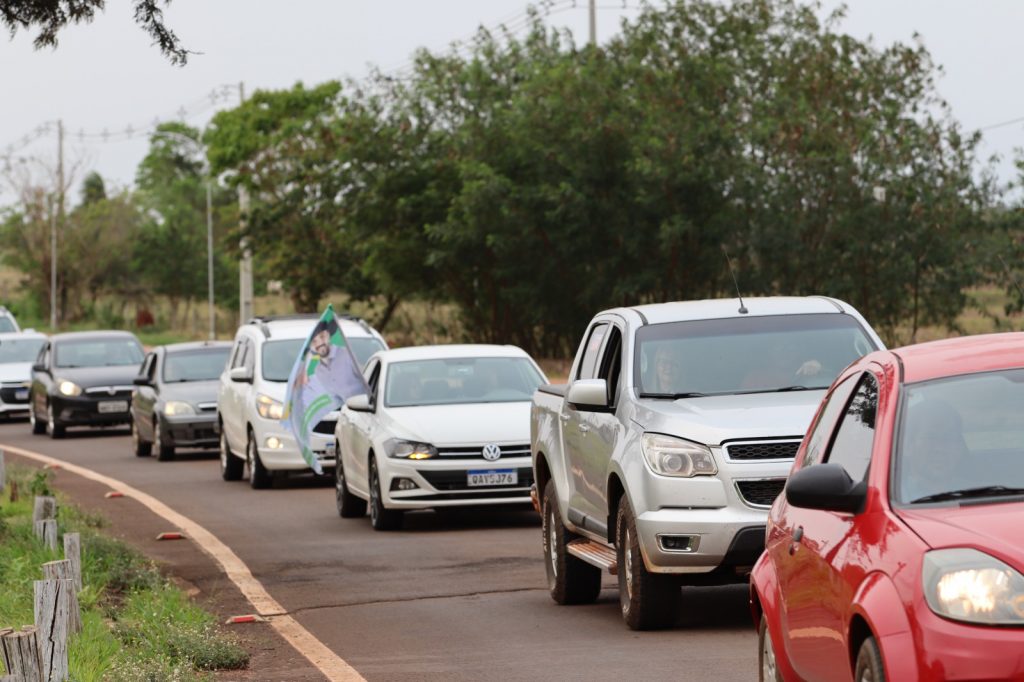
[531,297,882,629]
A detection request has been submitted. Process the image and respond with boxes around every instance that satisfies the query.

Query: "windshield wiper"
[911,485,1024,504]
[639,392,708,399]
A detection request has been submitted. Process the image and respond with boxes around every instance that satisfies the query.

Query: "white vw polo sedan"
[334,344,547,530]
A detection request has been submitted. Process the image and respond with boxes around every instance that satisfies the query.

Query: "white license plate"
[467,469,518,487]
[97,401,128,414]
[325,441,336,458]
[14,390,28,400]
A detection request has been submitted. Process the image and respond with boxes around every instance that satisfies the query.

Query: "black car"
[30,331,145,438]
[130,341,232,461]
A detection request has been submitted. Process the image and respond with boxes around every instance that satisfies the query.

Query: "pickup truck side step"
[567,538,618,575]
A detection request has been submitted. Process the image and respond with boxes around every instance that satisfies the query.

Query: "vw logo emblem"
[482,444,502,462]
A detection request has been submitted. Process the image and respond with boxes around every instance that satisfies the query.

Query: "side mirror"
[785,462,867,514]
[567,378,609,411]
[32,363,47,373]
[345,394,373,412]
[229,366,253,383]
[133,376,150,386]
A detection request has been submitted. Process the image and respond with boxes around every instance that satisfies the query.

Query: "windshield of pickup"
[634,313,876,398]
[385,357,544,407]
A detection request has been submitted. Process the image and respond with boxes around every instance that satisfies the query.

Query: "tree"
[1,0,190,64]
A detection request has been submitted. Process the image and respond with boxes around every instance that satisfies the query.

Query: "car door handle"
[789,526,804,555]
[559,413,571,423]
[578,423,589,433]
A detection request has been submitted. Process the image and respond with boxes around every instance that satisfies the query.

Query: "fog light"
[659,535,698,552]
[264,436,283,450]
[390,477,418,491]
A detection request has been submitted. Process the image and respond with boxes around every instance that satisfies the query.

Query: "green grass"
[0,466,249,681]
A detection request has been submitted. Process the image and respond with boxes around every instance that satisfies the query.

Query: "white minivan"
[218,314,387,489]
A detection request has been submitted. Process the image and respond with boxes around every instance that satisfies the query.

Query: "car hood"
[632,390,825,446]
[49,365,141,389]
[384,401,532,446]
[0,362,33,383]
[159,380,220,405]
[899,503,1024,571]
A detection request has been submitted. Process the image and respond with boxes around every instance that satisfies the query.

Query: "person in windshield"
[899,400,971,503]
[649,345,683,394]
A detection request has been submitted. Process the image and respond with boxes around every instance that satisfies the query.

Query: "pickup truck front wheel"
[543,480,601,604]
[616,498,681,630]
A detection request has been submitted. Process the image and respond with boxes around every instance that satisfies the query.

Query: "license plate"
[14,390,28,400]
[325,441,336,458]
[97,401,128,414]
[467,469,518,487]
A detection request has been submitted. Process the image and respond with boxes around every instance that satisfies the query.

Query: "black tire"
[758,615,783,682]
[29,401,46,435]
[247,429,273,489]
[368,456,403,531]
[542,480,602,605]
[220,428,244,481]
[154,418,175,461]
[616,497,680,630]
[853,636,886,682]
[335,444,367,518]
[46,402,65,439]
[131,418,152,457]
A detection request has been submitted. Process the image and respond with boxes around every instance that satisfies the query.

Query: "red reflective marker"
[156,532,184,541]
[104,491,124,499]
[225,614,264,624]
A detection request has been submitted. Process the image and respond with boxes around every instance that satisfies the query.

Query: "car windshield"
[385,357,544,407]
[0,338,45,364]
[54,338,144,368]
[895,368,1024,505]
[0,318,17,333]
[634,313,876,398]
[261,339,304,382]
[349,337,385,369]
[163,347,231,383]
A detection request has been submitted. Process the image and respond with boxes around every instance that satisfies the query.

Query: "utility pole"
[589,0,597,45]
[206,181,215,340]
[238,81,254,325]
[51,119,64,331]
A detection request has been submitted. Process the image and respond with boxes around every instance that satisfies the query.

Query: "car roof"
[0,331,46,340]
[242,316,380,341]
[892,332,1024,384]
[51,330,141,343]
[161,340,234,353]
[378,344,531,363]
[609,296,847,325]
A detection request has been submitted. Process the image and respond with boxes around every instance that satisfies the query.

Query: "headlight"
[923,548,1024,625]
[57,380,82,397]
[163,401,194,416]
[640,433,717,477]
[384,438,437,460]
[255,394,284,420]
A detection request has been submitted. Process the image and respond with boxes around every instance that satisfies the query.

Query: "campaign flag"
[281,305,368,474]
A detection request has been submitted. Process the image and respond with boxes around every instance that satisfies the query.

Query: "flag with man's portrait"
[281,305,368,474]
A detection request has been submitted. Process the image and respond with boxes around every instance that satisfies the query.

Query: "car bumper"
[901,603,1024,680]
[162,413,219,448]
[634,505,768,576]
[52,394,132,426]
[381,457,534,509]
[250,421,335,471]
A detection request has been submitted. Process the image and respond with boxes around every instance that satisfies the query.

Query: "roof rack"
[245,312,376,339]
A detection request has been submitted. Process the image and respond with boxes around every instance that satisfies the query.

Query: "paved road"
[1,421,758,681]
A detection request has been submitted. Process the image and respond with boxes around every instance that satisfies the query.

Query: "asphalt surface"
[1,420,758,681]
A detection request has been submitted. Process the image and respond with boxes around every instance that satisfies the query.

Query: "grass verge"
[0,466,249,681]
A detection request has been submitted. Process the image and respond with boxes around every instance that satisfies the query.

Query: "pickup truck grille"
[436,444,531,459]
[725,440,801,461]
[736,479,786,508]
[420,467,534,491]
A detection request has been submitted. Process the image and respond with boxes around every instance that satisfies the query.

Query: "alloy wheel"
[762,621,779,681]
[623,526,634,606]
[547,508,558,578]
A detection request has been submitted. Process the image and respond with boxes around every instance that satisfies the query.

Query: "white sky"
[2,0,1023,204]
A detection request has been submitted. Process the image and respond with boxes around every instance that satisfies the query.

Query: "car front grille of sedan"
[436,444,531,459]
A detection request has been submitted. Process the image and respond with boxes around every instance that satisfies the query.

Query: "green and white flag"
[281,305,368,475]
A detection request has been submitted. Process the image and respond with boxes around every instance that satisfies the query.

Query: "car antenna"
[722,246,748,315]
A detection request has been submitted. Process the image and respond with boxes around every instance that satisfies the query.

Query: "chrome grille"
[197,402,218,412]
[436,444,531,459]
[724,440,801,461]
[84,385,134,396]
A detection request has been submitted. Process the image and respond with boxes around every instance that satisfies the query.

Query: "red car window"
[824,373,879,481]
[801,373,858,467]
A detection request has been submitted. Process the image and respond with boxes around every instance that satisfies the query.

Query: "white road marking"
[2,443,364,682]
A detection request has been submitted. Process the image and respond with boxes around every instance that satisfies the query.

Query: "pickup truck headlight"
[923,548,1024,625]
[384,438,438,460]
[57,380,82,397]
[255,394,284,420]
[641,433,717,478]
[163,401,194,416]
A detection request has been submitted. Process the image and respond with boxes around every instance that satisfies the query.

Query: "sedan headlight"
[163,401,194,416]
[923,548,1024,625]
[384,438,438,460]
[255,394,284,420]
[57,380,82,397]
[641,433,717,477]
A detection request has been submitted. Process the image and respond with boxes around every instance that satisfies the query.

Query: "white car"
[333,344,548,530]
[218,314,387,488]
[0,331,46,417]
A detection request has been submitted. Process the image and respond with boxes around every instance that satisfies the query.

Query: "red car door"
[775,369,881,682]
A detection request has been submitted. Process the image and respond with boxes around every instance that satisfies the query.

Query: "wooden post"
[32,496,56,526]
[40,561,80,633]
[34,520,58,551]
[0,448,5,494]
[8,480,17,503]
[0,626,43,682]
[33,580,70,682]
[62,534,82,592]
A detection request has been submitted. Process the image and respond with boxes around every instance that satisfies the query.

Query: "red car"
[751,333,1024,682]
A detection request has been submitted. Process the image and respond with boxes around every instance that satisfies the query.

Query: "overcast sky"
[3,0,1023,204]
